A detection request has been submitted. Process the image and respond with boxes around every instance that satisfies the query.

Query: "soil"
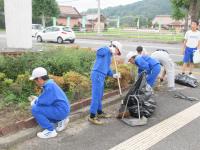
[0,106,31,128]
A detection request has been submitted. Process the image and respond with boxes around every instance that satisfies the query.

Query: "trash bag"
[175,74,198,88]
[193,50,200,64]
[119,71,156,118]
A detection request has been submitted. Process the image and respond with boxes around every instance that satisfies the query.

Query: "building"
[57,5,82,28]
[152,15,185,31]
[84,14,107,32]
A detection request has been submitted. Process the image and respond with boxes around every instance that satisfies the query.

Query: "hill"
[85,0,172,19]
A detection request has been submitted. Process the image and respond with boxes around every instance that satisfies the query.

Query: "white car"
[36,26,76,44]
[32,24,43,37]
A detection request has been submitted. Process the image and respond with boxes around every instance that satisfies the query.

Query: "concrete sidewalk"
[10,84,200,150]
[0,92,127,150]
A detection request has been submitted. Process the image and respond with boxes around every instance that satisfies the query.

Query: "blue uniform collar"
[43,79,53,87]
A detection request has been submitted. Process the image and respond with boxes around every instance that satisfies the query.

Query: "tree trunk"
[184,11,189,33]
[42,13,45,27]
[189,0,200,21]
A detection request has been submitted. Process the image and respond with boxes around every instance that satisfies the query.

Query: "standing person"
[136,46,148,55]
[89,41,122,125]
[182,20,200,78]
[30,67,70,139]
[151,49,175,91]
[126,52,161,87]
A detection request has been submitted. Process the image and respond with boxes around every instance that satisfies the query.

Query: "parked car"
[32,24,43,37]
[36,26,76,44]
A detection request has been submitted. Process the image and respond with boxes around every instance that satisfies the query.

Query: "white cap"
[126,51,137,62]
[29,67,47,80]
[112,41,122,55]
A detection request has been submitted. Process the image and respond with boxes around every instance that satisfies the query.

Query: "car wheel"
[70,39,75,43]
[37,36,42,42]
[57,37,63,44]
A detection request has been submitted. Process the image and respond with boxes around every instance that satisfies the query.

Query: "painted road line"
[109,102,200,150]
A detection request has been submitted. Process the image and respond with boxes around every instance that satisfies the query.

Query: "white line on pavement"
[109,102,200,150]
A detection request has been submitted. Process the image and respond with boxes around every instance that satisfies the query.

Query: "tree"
[0,0,5,29]
[0,0,3,12]
[189,0,200,21]
[32,0,60,27]
[171,0,200,21]
[171,0,200,31]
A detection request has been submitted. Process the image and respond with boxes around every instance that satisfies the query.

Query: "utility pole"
[97,0,100,34]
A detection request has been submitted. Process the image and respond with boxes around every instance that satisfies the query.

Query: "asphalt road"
[0,32,183,62]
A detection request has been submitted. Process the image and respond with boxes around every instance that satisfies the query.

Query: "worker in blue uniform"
[126,52,161,87]
[89,41,123,125]
[29,67,70,139]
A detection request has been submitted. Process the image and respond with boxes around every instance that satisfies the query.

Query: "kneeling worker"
[151,49,175,91]
[30,67,70,139]
[126,52,161,87]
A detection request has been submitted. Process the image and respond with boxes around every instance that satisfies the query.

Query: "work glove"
[28,95,38,106]
[113,72,121,79]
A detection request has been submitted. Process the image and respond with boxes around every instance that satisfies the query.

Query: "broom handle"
[113,55,122,96]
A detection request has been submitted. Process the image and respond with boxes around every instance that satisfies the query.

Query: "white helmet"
[112,41,122,55]
[126,51,137,63]
[29,67,47,80]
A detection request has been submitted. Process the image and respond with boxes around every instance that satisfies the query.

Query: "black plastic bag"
[175,74,198,88]
[119,72,156,118]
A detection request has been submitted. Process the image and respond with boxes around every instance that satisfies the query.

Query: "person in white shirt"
[151,49,175,91]
[182,20,200,78]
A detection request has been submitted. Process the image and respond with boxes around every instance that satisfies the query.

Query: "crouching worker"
[151,49,175,91]
[29,67,70,139]
[89,41,122,125]
[126,52,161,87]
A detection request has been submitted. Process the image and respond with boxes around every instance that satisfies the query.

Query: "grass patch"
[76,28,184,43]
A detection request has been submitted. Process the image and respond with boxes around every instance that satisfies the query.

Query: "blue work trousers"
[31,104,69,131]
[90,71,106,115]
[147,64,161,87]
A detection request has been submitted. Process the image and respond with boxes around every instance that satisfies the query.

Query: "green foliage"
[0,47,96,106]
[0,47,132,110]
[63,71,91,101]
[0,0,4,29]
[171,0,190,20]
[105,64,134,89]
[32,0,59,26]
[32,0,59,17]
[171,0,200,21]
[0,0,3,12]
[0,47,96,79]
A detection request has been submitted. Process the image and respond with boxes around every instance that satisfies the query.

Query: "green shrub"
[63,71,91,101]
[105,64,135,89]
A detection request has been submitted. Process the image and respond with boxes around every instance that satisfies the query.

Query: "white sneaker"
[56,117,69,132]
[37,129,57,139]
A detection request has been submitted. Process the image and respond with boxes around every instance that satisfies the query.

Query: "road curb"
[0,90,127,150]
